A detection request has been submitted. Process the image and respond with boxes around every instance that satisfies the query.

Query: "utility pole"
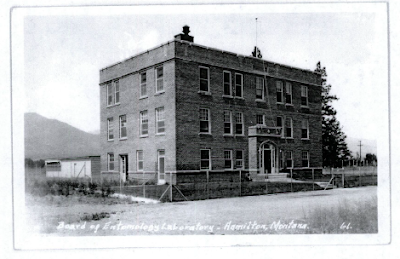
[358,140,363,166]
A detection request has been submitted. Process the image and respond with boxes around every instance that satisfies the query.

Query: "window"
[276,81,283,103]
[199,66,210,92]
[235,73,243,98]
[256,77,265,100]
[286,151,293,168]
[285,117,293,138]
[115,80,120,104]
[223,71,232,96]
[256,114,265,125]
[277,116,283,137]
[107,83,114,106]
[199,108,211,134]
[107,153,115,171]
[301,85,308,106]
[223,110,232,135]
[224,150,233,169]
[137,151,143,171]
[140,71,147,97]
[155,66,164,93]
[200,149,211,170]
[285,82,292,105]
[140,110,148,136]
[119,115,127,139]
[235,112,244,135]
[235,150,244,169]
[156,107,165,134]
[301,119,309,139]
[107,117,114,140]
[302,151,309,168]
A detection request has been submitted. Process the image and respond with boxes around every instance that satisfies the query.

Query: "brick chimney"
[174,25,194,42]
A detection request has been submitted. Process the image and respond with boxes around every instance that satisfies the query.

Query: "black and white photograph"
[2,0,398,255]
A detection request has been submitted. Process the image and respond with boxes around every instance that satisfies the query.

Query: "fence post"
[143,172,146,198]
[312,168,315,191]
[359,167,361,187]
[342,170,344,188]
[290,168,293,193]
[169,172,173,202]
[206,170,209,199]
[239,170,242,197]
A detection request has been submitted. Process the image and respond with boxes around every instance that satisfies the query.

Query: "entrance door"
[158,150,165,184]
[263,150,271,174]
[120,155,128,182]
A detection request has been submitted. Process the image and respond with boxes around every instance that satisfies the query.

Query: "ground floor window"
[136,151,143,171]
[302,151,309,168]
[224,150,233,169]
[286,151,293,168]
[107,153,115,171]
[200,149,211,170]
[235,150,244,169]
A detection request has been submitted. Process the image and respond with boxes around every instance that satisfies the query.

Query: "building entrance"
[261,143,276,174]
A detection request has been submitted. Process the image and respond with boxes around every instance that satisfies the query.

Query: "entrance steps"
[252,173,289,182]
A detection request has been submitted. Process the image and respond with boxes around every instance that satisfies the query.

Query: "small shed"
[45,156,101,181]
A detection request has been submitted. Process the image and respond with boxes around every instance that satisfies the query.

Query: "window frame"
[107,82,114,106]
[277,116,283,137]
[155,107,165,135]
[286,151,293,169]
[114,80,120,104]
[235,112,244,136]
[223,71,232,97]
[107,117,114,141]
[140,71,147,98]
[155,65,164,94]
[119,115,127,139]
[301,119,309,139]
[302,151,310,168]
[136,150,144,172]
[199,66,210,93]
[107,153,115,171]
[276,81,284,103]
[200,149,211,170]
[224,150,233,170]
[285,82,292,105]
[301,85,308,107]
[199,108,211,134]
[285,117,293,138]
[223,110,233,135]
[235,150,244,169]
[255,77,265,101]
[256,114,265,125]
[235,73,244,98]
[139,110,149,137]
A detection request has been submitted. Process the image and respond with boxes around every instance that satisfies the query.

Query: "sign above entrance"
[248,126,283,137]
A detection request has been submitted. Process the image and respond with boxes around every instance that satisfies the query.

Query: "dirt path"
[25,186,377,235]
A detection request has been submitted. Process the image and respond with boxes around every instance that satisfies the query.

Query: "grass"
[304,196,378,234]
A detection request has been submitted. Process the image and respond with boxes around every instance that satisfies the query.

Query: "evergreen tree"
[315,62,351,167]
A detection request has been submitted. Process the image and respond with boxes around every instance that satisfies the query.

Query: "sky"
[20,3,388,154]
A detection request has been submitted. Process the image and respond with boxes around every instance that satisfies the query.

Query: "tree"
[365,153,377,165]
[315,62,351,167]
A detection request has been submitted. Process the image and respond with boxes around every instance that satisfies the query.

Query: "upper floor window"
[277,116,283,137]
[235,112,244,135]
[140,71,147,98]
[235,73,243,98]
[156,107,165,134]
[285,82,292,105]
[256,114,265,125]
[223,71,232,96]
[200,149,211,170]
[199,66,210,93]
[115,80,120,104]
[256,77,265,100]
[301,119,309,139]
[119,115,127,139]
[107,81,120,106]
[107,117,114,141]
[301,85,308,106]
[199,108,211,134]
[137,150,144,171]
[155,66,164,93]
[302,151,309,168]
[107,153,115,171]
[285,117,293,138]
[223,110,233,135]
[276,81,283,103]
[224,150,233,169]
[235,150,244,169]
[140,110,148,137]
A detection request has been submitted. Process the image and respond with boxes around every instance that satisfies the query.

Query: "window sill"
[107,103,120,108]
[155,91,165,96]
[139,96,148,100]
[285,137,294,140]
[301,105,309,109]
[234,96,244,100]
[107,139,114,142]
[255,99,266,103]
[235,134,245,137]
[223,134,234,137]
[140,135,149,138]
[119,138,128,141]
[285,103,294,107]
[276,102,284,105]
[198,91,211,96]
[156,133,165,136]
[301,138,310,141]
[199,132,212,136]
[222,95,234,99]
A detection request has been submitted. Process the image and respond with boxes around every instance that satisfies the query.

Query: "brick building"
[99,26,323,184]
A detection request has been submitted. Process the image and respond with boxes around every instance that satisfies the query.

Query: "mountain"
[25,113,101,160]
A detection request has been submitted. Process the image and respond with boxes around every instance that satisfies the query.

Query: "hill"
[25,113,101,160]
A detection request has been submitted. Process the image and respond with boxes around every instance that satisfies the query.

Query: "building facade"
[99,26,323,184]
